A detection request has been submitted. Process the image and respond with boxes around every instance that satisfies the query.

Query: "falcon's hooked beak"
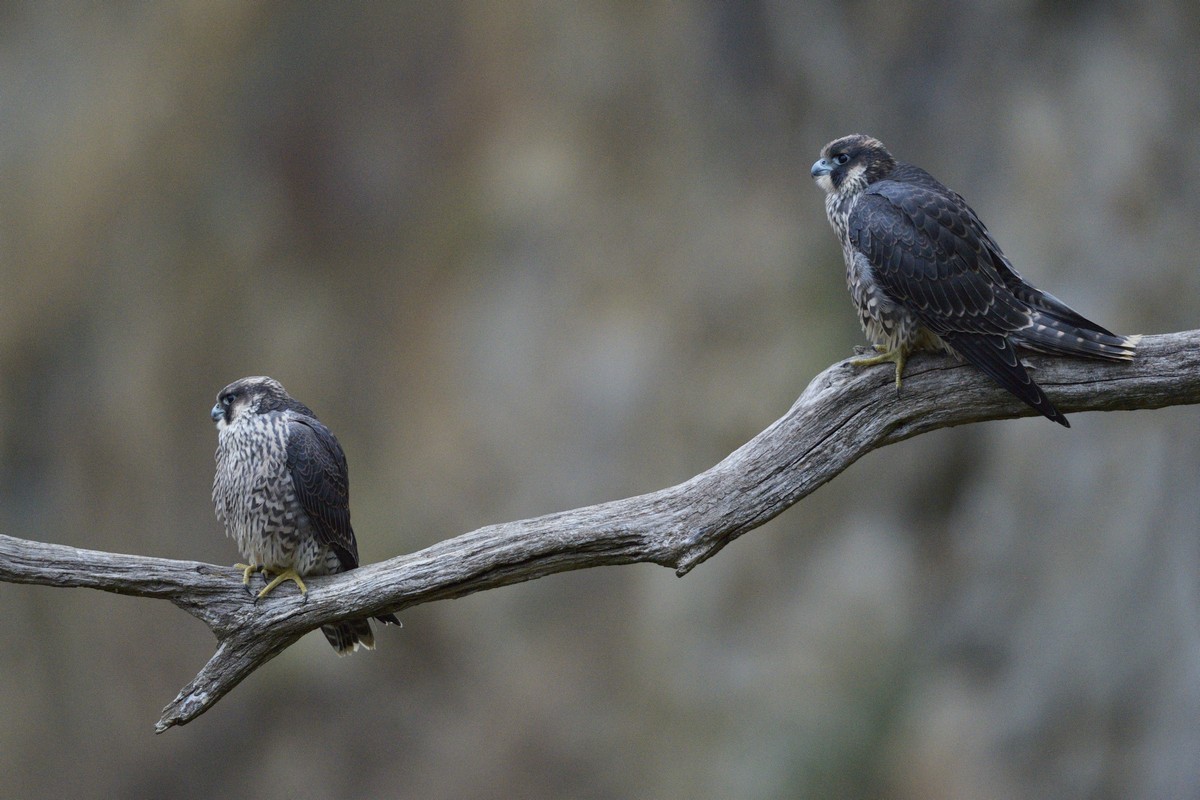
[211,403,224,425]
[811,158,835,193]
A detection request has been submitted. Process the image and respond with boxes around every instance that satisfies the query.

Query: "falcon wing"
[847,179,1033,335]
[945,191,1115,334]
[847,181,1069,426]
[286,416,360,569]
[936,331,1068,426]
[878,166,1133,359]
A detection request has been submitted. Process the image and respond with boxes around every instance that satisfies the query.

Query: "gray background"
[2,3,1197,798]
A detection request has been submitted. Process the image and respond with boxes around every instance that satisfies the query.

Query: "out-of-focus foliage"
[1,3,1197,798]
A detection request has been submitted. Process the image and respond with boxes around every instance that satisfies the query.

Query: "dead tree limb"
[2,329,1197,732]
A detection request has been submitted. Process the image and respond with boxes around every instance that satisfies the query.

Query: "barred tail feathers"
[1015,311,1138,362]
[320,613,401,655]
[322,618,377,655]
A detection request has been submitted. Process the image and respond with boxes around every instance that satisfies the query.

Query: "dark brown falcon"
[211,376,399,654]
[811,134,1137,426]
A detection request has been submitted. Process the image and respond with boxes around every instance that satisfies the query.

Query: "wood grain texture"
[2,329,1197,731]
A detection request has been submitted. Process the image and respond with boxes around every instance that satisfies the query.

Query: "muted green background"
[2,3,1197,798]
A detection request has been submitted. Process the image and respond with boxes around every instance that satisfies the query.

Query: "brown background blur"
[2,3,1198,798]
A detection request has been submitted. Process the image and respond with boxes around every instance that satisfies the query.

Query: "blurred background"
[1,3,1198,798]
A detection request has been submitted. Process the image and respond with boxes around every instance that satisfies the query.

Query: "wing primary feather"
[941,333,1070,427]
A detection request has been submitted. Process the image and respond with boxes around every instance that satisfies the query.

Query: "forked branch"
[2,329,1197,732]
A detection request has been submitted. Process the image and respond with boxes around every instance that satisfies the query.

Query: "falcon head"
[810,134,896,196]
[211,376,304,430]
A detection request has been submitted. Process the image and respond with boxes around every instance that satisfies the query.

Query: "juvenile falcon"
[811,134,1137,426]
[211,376,399,654]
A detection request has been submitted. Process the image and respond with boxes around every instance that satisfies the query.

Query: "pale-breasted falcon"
[211,376,399,654]
[811,134,1137,426]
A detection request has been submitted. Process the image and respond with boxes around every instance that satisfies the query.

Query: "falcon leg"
[257,568,308,599]
[234,563,262,596]
[850,345,907,394]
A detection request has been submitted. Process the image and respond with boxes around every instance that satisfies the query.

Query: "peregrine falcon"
[811,134,1137,426]
[211,376,399,654]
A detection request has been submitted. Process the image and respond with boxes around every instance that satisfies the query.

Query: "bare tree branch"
[2,329,1197,732]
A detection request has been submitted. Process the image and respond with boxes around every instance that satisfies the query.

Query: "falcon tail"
[322,619,376,655]
[942,332,1071,427]
[1014,310,1139,362]
[321,612,401,655]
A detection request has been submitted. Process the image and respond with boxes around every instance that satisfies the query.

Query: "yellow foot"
[234,563,262,586]
[257,568,308,599]
[849,345,907,393]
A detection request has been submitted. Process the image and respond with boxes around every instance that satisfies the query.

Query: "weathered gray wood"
[2,329,1196,732]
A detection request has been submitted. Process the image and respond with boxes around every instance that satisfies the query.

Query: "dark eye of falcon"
[221,393,236,407]
[833,153,850,165]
